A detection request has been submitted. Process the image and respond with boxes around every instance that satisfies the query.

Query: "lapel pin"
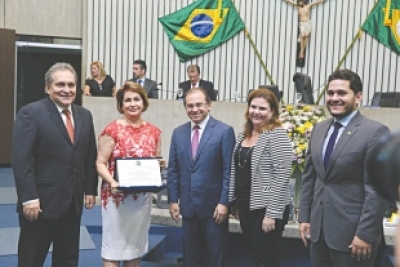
[347,131,352,135]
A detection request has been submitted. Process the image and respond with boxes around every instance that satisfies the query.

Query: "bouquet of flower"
[279,104,325,173]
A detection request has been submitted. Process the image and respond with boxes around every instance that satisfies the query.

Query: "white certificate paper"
[116,158,162,187]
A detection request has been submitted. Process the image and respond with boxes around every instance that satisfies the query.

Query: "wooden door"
[0,29,16,165]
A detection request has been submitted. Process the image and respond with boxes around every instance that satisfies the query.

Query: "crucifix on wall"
[284,0,327,67]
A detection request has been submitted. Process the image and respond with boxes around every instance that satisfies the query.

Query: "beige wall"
[0,1,4,28]
[2,0,82,38]
[83,97,400,161]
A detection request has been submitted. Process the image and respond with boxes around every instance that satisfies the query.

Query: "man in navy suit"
[12,63,98,267]
[178,65,216,101]
[168,88,235,267]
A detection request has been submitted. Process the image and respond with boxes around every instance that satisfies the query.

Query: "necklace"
[238,146,254,168]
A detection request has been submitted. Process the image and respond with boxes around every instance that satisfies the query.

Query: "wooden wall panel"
[0,29,16,165]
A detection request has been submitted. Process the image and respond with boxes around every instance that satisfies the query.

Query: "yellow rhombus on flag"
[362,0,400,54]
[159,0,245,62]
[175,8,229,43]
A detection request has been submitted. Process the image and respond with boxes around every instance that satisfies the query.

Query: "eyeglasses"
[185,102,208,110]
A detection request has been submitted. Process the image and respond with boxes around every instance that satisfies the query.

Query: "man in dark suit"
[128,59,158,99]
[168,88,235,267]
[298,69,390,267]
[178,64,216,101]
[12,62,98,267]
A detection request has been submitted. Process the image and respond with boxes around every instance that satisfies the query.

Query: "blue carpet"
[0,187,17,204]
[0,226,95,256]
[0,168,14,187]
[0,205,18,228]
[0,167,314,267]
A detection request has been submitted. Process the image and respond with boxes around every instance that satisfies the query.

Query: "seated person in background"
[128,59,159,99]
[179,64,216,101]
[84,61,116,97]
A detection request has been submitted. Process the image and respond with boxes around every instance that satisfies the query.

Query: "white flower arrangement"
[279,104,326,173]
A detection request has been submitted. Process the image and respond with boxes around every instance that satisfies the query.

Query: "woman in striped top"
[228,88,293,267]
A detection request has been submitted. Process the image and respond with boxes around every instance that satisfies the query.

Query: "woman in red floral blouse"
[96,81,164,267]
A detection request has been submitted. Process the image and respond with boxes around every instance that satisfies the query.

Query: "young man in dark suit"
[128,59,159,99]
[178,64,216,101]
[12,62,98,267]
[298,69,390,267]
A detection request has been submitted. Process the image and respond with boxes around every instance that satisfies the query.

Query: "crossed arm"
[284,0,298,6]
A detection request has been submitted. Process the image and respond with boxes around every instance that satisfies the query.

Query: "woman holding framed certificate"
[96,81,163,267]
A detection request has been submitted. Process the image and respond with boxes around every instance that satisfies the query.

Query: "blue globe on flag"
[190,14,214,38]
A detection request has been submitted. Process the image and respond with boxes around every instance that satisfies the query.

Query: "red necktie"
[62,110,75,143]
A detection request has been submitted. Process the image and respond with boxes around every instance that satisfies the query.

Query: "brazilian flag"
[159,0,245,62]
[362,0,400,55]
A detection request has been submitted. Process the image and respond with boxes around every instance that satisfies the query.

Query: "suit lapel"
[199,80,204,89]
[183,122,193,161]
[251,132,268,171]
[182,81,190,93]
[72,104,82,146]
[234,133,244,153]
[314,119,333,176]
[143,79,150,93]
[326,112,361,173]
[45,97,73,145]
[193,117,215,162]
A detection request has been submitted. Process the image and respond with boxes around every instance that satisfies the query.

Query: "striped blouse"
[228,127,293,219]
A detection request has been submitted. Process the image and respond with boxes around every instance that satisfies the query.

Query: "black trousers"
[18,203,81,267]
[310,228,378,267]
[239,205,289,267]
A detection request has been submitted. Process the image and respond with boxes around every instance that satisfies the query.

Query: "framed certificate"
[114,157,166,193]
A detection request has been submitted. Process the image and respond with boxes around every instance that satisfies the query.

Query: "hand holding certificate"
[115,157,166,192]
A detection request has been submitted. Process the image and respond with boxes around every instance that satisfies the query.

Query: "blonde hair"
[90,61,107,80]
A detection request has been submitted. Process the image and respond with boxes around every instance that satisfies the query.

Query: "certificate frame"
[114,157,166,193]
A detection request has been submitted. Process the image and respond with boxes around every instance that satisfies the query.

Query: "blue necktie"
[323,122,342,170]
[138,80,142,86]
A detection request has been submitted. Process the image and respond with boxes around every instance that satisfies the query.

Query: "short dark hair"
[133,60,147,71]
[327,69,362,94]
[187,64,200,74]
[116,81,149,114]
[183,88,210,106]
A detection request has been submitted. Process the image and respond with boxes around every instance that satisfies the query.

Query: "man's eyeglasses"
[185,102,208,110]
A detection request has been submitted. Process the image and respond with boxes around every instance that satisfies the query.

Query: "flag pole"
[217,0,223,21]
[230,0,275,85]
[244,29,276,85]
[384,0,392,25]
[315,0,381,104]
